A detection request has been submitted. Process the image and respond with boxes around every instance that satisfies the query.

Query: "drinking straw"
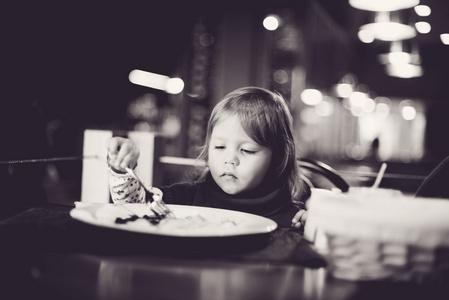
[372,162,387,189]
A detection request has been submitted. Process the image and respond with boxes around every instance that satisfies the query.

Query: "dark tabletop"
[0,205,448,300]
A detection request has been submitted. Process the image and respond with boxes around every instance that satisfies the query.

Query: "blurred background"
[1,0,449,214]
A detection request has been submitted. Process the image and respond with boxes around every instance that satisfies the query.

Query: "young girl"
[107,87,308,229]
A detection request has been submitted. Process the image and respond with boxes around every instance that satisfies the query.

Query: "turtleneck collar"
[202,172,291,217]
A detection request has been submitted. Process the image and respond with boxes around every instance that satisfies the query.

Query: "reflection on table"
[31,253,336,300]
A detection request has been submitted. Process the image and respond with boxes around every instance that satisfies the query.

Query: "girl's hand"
[291,209,307,230]
[106,137,140,172]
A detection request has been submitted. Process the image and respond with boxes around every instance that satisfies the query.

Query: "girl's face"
[208,114,272,195]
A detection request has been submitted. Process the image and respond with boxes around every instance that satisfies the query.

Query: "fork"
[125,167,175,218]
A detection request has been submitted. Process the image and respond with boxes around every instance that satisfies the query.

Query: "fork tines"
[125,167,175,218]
[149,201,175,218]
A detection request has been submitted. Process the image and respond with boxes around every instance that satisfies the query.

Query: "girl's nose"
[224,151,239,166]
[225,159,237,165]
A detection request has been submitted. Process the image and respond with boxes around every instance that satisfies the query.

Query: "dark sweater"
[157,173,300,228]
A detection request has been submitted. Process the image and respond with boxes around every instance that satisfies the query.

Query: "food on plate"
[113,210,239,234]
[115,214,163,225]
[157,215,238,231]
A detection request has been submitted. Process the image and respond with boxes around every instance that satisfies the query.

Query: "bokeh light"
[400,99,417,120]
[375,97,392,118]
[273,69,289,84]
[165,78,185,94]
[358,29,375,43]
[335,83,353,98]
[129,69,184,94]
[414,5,431,17]
[440,33,449,45]
[315,98,334,117]
[263,15,280,31]
[415,21,431,34]
[301,89,323,105]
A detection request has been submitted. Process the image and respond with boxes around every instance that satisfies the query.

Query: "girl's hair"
[196,86,303,204]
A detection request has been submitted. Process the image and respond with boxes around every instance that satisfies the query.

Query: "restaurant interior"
[3,0,449,210]
[2,1,449,299]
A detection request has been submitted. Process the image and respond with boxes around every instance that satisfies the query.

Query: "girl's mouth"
[221,172,237,179]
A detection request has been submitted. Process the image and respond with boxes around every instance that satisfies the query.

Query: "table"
[0,205,448,300]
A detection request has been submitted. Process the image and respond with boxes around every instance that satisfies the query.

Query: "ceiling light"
[358,29,375,43]
[415,21,431,34]
[385,63,423,78]
[360,11,416,41]
[378,52,419,65]
[378,40,421,65]
[361,22,416,41]
[414,5,431,17]
[349,0,420,12]
[380,40,423,78]
[440,33,449,45]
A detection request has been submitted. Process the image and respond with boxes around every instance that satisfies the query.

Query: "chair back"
[298,158,349,192]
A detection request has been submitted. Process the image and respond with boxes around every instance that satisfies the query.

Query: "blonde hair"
[197,86,303,204]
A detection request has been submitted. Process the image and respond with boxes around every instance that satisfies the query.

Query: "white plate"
[70,203,278,237]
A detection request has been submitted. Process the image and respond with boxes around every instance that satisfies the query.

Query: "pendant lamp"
[349,0,420,12]
[359,10,416,41]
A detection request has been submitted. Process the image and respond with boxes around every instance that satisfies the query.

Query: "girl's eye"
[242,149,256,155]
[214,146,225,150]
